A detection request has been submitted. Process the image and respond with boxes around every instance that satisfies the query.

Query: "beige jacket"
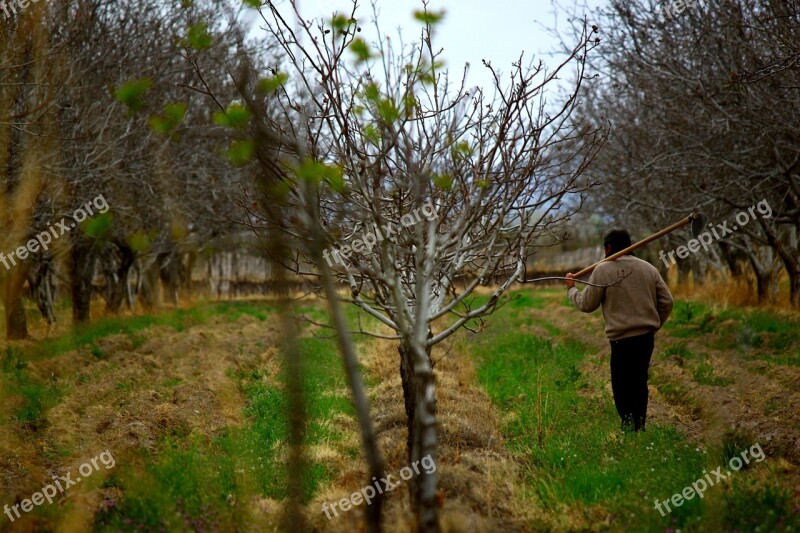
[568,255,674,340]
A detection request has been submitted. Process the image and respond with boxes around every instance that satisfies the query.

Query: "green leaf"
[377,99,399,123]
[412,9,445,25]
[257,73,288,93]
[362,124,380,144]
[403,93,417,116]
[225,139,255,165]
[349,38,372,62]
[434,173,453,191]
[126,231,152,253]
[185,22,213,50]
[148,102,187,135]
[453,141,472,157]
[364,82,380,103]
[330,14,352,32]
[243,0,260,7]
[295,158,345,190]
[114,79,152,112]
[213,103,250,129]
[327,170,346,193]
[82,213,113,239]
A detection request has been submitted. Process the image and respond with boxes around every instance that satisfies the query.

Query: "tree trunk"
[106,245,135,314]
[717,240,743,277]
[4,267,29,340]
[158,251,180,306]
[28,260,56,325]
[138,258,161,311]
[747,254,778,304]
[787,266,800,309]
[70,237,97,324]
[399,338,440,532]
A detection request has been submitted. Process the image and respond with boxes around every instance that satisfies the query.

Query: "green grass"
[691,362,734,387]
[94,311,353,531]
[21,301,272,361]
[465,289,797,531]
[1,301,276,435]
[663,300,800,365]
[1,347,63,431]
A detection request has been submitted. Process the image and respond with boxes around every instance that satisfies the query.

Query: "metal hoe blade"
[690,212,709,238]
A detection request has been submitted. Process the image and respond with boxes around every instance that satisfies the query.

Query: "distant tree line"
[578,0,799,307]
[0,0,262,339]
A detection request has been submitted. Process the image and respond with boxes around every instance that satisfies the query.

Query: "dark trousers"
[609,331,654,432]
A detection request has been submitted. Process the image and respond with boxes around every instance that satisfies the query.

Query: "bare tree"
[577,0,800,306]
[189,1,605,529]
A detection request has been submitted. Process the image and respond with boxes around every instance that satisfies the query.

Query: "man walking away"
[565,229,674,432]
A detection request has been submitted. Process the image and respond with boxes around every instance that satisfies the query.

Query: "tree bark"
[399,338,440,532]
[158,251,180,306]
[70,237,97,324]
[106,244,135,314]
[4,267,29,340]
[28,260,56,325]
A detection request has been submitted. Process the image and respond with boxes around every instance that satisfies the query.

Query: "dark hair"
[603,229,632,254]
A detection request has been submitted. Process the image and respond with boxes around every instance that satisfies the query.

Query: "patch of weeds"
[23,301,273,361]
[94,437,243,532]
[662,342,694,362]
[1,346,26,373]
[722,471,799,531]
[764,396,782,415]
[715,308,799,365]
[91,344,108,359]
[508,292,545,310]
[162,378,182,388]
[721,428,757,469]
[128,332,146,350]
[692,362,734,386]
[666,301,718,337]
[96,314,351,530]
[8,369,61,430]
[470,291,708,532]
[555,364,582,390]
[652,378,702,417]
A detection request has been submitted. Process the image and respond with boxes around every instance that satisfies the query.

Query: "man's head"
[603,229,632,257]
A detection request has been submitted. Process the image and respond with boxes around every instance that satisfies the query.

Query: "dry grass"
[305,335,536,532]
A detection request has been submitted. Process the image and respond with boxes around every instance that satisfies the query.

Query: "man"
[565,229,673,432]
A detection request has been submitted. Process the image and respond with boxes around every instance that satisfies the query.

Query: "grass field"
[1,288,798,531]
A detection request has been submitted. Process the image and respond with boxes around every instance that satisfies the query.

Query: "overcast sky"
[245,0,607,90]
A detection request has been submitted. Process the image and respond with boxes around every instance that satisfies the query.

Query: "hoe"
[522,212,709,286]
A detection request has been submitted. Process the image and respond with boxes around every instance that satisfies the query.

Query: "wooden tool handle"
[574,214,695,279]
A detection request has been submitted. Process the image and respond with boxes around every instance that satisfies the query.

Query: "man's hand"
[565,273,576,289]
